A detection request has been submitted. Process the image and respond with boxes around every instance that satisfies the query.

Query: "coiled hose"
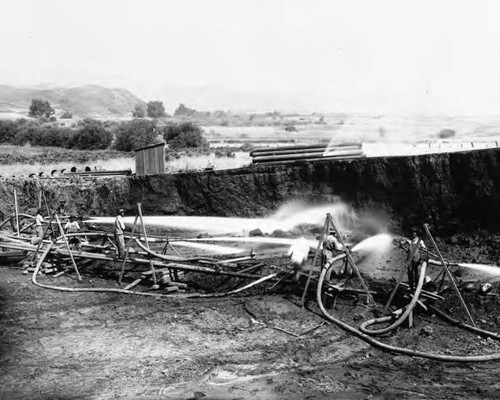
[316,262,500,362]
[31,243,276,299]
[359,262,427,335]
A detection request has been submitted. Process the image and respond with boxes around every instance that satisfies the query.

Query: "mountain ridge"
[0,84,145,118]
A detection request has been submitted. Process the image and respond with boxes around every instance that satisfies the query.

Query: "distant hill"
[0,84,145,118]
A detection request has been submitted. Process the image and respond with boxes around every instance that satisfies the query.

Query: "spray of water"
[457,263,500,276]
[86,201,357,236]
[351,233,393,253]
[172,241,245,255]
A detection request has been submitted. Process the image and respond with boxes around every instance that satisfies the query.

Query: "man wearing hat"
[407,229,427,290]
[64,215,82,251]
[323,228,348,276]
[114,209,126,259]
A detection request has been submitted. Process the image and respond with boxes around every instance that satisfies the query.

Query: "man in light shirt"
[407,229,427,289]
[35,208,45,238]
[64,215,82,251]
[114,209,126,259]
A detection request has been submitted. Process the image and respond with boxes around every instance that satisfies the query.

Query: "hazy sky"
[3,0,500,114]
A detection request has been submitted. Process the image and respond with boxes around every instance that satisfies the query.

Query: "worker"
[35,208,45,238]
[288,237,311,281]
[114,209,126,260]
[57,201,67,217]
[323,228,350,276]
[64,215,82,251]
[407,229,427,290]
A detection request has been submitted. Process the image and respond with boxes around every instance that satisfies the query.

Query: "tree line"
[0,118,207,151]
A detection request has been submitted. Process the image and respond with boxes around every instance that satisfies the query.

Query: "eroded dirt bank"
[1,149,499,235]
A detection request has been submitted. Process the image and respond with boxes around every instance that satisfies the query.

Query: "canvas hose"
[316,261,500,362]
[358,261,427,335]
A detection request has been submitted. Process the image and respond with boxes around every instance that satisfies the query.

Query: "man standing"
[35,208,45,238]
[114,209,126,259]
[64,215,82,250]
[408,229,427,289]
[323,229,349,276]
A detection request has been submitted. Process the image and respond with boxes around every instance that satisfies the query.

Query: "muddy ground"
[2,240,500,400]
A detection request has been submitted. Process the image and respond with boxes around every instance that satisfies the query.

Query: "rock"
[420,326,434,336]
[249,228,264,237]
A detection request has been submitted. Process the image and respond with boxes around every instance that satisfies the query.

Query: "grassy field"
[1,114,499,178]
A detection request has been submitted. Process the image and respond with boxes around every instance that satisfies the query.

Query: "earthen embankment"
[1,149,499,234]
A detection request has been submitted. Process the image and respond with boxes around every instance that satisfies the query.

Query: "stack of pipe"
[250,143,364,165]
[42,169,133,179]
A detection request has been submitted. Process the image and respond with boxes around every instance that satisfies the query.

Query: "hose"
[359,262,427,335]
[316,263,500,362]
[31,243,277,299]
[429,305,500,341]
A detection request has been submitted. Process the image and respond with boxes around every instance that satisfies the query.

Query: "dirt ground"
[2,249,500,400]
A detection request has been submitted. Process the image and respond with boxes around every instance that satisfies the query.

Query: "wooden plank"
[124,278,143,290]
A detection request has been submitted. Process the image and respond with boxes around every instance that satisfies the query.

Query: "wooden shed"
[134,142,166,176]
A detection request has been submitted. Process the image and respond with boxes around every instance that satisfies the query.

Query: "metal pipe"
[252,149,363,162]
[253,154,364,165]
[250,142,360,155]
[252,145,362,157]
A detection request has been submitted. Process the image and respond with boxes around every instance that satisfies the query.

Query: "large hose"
[429,305,500,341]
[359,262,427,335]
[31,243,276,299]
[316,263,500,362]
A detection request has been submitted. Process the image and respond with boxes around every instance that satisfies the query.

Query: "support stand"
[327,213,372,304]
[300,217,328,308]
[56,213,82,281]
[300,213,373,308]
[118,215,139,286]
[423,223,476,327]
[137,203,158,288]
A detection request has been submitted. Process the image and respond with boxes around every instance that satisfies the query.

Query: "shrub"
[132,104,146,118]
[161,122,208,149]
[11,120,41,145]
[146,101,166,118]
[60,111,73,119]
[174,103,196,117]
[239,142,254,152]
[70,119,112,150]
[114,119,161,151]
[0,120,17,143]
[438,129,456,139]
[29,99,55,119]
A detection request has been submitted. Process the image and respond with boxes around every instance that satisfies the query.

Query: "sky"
[3,0,500,114]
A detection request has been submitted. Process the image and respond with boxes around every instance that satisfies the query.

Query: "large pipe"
[252,149,363,163]
[252,155,365,165]
[250,142,360,155]
[63,169,132,176]
[251,145,361,157]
